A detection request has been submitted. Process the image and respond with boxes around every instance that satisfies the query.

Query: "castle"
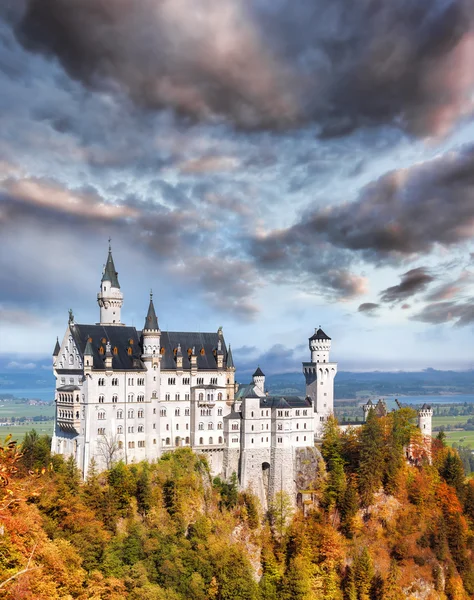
[52,246,432,507]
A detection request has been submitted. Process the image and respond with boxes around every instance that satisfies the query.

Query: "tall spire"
[53,337,60,357]
[226,345,234,369]
[101,243,120,289]
[143,291,159,331]
[97,242,124,325]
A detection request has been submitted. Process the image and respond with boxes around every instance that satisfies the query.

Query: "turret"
[252,367,265,396]
[309,327,331,363]
[302,326,338,439]
[226,345,235,402]
[418,404,433,439]
[362,399,373,422]
[53,337,60,365]
[104,340,113,370]
[84,336,94,370]
[142,292,160,357]
[97,244,124,325]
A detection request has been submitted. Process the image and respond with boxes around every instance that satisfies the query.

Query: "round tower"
[418,404,433,438]
[309,327,331,363]
[97,244,124,325]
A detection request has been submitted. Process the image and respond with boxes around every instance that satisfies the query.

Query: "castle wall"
[223,447,240,480]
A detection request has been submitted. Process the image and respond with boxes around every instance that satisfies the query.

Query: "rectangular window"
[97,428,105,435]
[303,410,308,416]
[138,440,145,448]
[278,437,282,443]
[185,408,190,416]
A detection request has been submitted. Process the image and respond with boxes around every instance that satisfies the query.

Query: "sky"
[1,0,474,376]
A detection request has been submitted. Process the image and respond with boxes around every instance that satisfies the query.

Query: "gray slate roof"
[70,324,145,371]
[69,324,232,372]
[253,366,265,377]
[53,338,60,356]
[261,396,312,409]
[159,331,229,371]
[143,295,159,331]
[309,327,331,341]
[102,249,120,288]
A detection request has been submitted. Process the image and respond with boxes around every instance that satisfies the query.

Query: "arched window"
[117,425,123,434]
[138,425,144,433]
[98,395,104,403]
[199,437,204,445]
[117,410,123,419]
[160,409,166,417]
[128,394,134,402]
[198,422,204,430]
[218,436,223,444]
[128,409,134,418]
[137,394,144,402]
[185,437,190,444]
[175,437,180,447]
[127,347,132,355]
[166,437,170,445]
[217,422,223,430]
[112,395,118,403]
[209,437,213,445]
[118,441,123,449]
[175,409,180,416]
[138,409,144,418]
[208,423,213,430]
[98,411,105,420]
[199,393,204,401]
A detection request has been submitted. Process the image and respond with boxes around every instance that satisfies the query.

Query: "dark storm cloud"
[14,0,474,136]
[251,144,474,285]
[412,300,474,326]
[358,303,380,316]
[379,268,435,303]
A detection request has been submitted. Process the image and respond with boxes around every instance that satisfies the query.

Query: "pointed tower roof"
[84,337,94,356]
[101,245,120,289]
[143,292,159,331]
[53,337,60,356]
[309,327,331,341]
[253,366,265,377]
[226,345,234,368]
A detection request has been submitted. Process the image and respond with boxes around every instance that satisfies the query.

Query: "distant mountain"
[264,370,474,398]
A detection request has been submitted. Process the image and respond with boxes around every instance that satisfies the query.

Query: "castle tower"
[225,345,236,403]
[302,327,338,438]
[418,404,433,439]
[97,244,124,325]
[252,367,265,396]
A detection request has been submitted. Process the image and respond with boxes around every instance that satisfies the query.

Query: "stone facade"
[53,248,432,509]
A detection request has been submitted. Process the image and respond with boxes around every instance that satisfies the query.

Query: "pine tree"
[358,410,385,506]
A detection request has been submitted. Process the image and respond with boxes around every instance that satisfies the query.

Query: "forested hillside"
[1,412,474,599]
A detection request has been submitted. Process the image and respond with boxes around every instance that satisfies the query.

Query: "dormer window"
[113,346,118,355]
[99,346,104,355]
[127,347,132,355]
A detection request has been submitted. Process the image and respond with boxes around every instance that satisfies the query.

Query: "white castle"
[52,247,431,505]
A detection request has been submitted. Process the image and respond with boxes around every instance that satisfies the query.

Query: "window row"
[127,377,145,386]
[97,377,120,386]
[197,436,223,445]
[164,393,190,401]
[165,423,190,431]
[159,408,191,417]
[57,393,76,403]
[198,422,223,430]
[58,410,79,420]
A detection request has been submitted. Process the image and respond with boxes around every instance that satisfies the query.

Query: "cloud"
[6,361,37,370]
[380,267,435,303]
[412,300,474,326]
[358,302,379,316]
[425,269,474,301]
[14,0,474,136]
[251,144,474,282]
